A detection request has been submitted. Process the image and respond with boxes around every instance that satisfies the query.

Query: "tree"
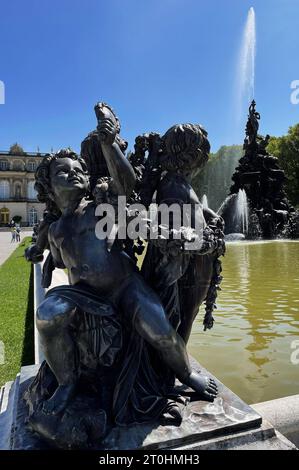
[12,215,22,224]
[9,143,26,155]
[267,124,299,207]
[192,145,243,211]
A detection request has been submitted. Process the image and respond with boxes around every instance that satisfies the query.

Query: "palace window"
[0,180,10,199]
[27,181,37,199]
[0,160,8,171]
[15,184,22,199]
[28,207,38,226]
[27,161,36,172]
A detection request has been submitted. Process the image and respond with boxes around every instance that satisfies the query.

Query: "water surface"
[188,240,299,404]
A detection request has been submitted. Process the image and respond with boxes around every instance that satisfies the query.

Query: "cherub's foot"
[42,384,76,416]
[184,371,218,402]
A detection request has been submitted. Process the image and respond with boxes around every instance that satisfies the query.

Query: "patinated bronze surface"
[25,103,225,449]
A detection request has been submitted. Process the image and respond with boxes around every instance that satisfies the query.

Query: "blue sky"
[0,0,298,154]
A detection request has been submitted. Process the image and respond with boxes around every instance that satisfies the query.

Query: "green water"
[188,240,299,404]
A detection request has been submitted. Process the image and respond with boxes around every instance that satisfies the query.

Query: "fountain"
[220,100,298,240]
[219,7,299,240]
[219,6,254,241]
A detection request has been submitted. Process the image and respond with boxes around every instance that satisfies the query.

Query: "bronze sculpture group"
[25,103,225,449]
[227,100,298,239]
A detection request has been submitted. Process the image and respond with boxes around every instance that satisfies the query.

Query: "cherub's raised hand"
[97,118,117,145]
[94,102,119,145]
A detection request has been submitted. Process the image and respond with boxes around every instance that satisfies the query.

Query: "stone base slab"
[0,359,297,450]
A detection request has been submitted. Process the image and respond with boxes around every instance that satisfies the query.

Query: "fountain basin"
[225,233,246,241]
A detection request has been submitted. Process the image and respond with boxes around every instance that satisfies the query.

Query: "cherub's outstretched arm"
[25,218,51,263]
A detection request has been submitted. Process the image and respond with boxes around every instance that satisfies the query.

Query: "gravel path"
[0,231,32,266]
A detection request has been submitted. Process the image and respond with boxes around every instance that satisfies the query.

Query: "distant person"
[11,227,16,243]
[16,226,21,242]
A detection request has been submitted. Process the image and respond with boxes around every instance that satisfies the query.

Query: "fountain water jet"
[236,189,249,235]
[236,7,256,125]
[217,190,249,240]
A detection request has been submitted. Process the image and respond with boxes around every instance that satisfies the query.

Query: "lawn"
[0,237,34,387]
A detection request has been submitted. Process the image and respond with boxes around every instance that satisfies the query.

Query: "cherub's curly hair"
[161,123,210,172]
[34,148,88,217]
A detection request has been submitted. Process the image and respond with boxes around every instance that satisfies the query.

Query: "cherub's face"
[49,157,89,200]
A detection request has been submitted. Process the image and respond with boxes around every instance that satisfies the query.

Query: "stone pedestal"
[0,358,297,450]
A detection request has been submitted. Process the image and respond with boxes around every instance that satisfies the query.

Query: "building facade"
[0,150,46,226]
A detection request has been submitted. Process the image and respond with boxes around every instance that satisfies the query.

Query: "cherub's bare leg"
[120,276,218,402]
[36,295,78,415]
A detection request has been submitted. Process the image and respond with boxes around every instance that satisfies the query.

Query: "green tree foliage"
[267,125,299,207]
[192,145,243,211]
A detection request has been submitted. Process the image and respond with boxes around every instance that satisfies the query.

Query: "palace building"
[0,147,46,226]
